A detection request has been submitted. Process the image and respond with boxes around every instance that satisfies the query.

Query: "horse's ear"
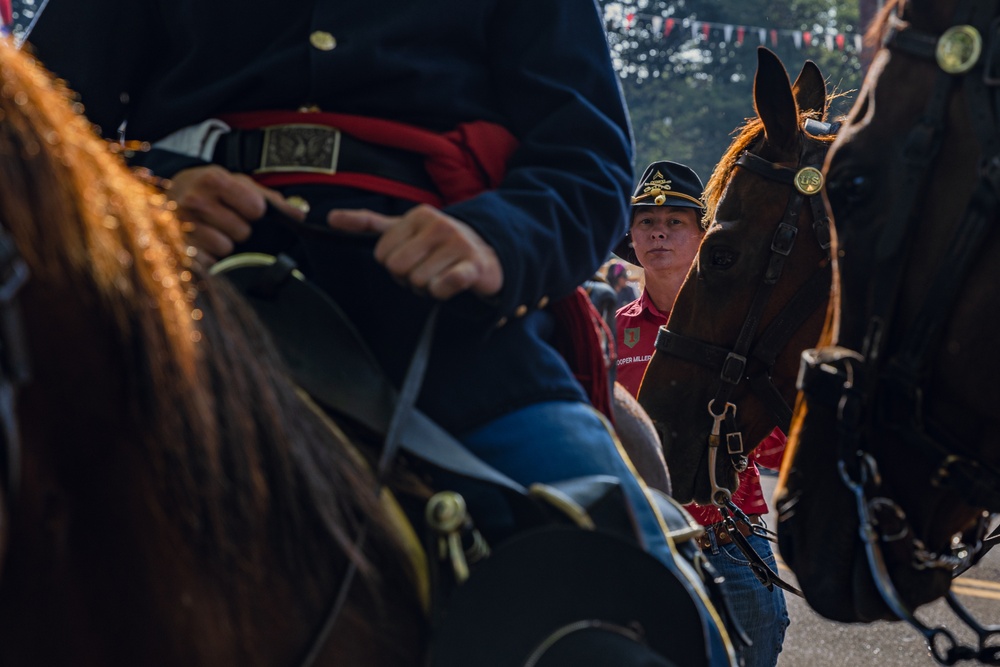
[792,60,827,117]
[753,47,798,151]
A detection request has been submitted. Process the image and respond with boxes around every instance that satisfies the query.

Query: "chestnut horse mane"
[0,41,406,609]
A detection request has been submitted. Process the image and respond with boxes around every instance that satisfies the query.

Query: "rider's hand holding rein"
[167,164,307,265]
[327,205,503,301]
[166,163,502,302]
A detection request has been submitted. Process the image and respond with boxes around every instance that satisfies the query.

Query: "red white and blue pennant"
[608,8,862,53]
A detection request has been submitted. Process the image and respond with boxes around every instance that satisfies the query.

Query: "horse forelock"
[0,42,405,619]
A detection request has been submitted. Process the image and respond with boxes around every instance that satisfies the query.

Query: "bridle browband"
[796,1,1000,663]
[654,118,836,507]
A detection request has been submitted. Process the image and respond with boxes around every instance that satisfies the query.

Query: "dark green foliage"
[602,0,864,181]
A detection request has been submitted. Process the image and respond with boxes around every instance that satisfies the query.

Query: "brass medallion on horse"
[777,1,1000,663]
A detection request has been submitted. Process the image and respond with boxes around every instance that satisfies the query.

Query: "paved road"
[756,473,1000,666]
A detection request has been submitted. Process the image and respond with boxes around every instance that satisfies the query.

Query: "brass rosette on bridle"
[794,166,824,195]
[936,24,982,74]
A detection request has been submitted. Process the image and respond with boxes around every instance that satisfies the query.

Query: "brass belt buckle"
[256,123,342,175]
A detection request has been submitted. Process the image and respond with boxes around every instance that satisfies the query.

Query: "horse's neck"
[1,423,336,666]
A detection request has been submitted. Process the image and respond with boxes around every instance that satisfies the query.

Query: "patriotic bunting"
[605,8,863,53]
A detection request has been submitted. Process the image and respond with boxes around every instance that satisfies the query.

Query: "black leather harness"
[796,1,1000,663]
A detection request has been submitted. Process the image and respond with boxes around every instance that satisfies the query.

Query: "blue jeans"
[460,400,735,666]
[460,400,671,562]
[704,532,789,667]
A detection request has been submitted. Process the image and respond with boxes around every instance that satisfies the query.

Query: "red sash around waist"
[219,110,519,208]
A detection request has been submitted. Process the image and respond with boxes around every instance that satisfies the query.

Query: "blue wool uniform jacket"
[28,0,634,435]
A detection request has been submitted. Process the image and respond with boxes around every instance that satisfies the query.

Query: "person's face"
[629,205,704,274]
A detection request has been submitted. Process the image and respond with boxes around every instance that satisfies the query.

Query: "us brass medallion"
[794,166,824,195]
[936,25,982,74]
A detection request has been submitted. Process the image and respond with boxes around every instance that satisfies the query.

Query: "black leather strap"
[0,228,30,506]
[211,249,529,496]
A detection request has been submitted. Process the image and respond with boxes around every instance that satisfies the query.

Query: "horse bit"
[652,119,836,595]
[797,1,1000,663]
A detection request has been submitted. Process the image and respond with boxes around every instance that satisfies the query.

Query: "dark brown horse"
[777,1,1000,662]
[0,41,425,666]
[638,48,836,506]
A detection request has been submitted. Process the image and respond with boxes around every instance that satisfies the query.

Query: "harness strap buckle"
[720,351,746,384]
[771,222,798,256]
[726,432,744,457]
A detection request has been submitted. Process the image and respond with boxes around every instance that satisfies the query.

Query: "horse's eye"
[826,172,873,222]
[709,247,738,269]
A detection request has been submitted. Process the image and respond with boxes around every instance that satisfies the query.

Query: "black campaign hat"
[613,161,705,262]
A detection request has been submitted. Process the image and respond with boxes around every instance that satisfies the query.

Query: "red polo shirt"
[615,291,785,526]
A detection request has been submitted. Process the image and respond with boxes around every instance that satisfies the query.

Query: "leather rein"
[797,1,1000,663]
[0,223,30,513]
[654,119,835,508]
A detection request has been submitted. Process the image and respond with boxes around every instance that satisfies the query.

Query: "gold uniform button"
[514,304,529,318]
[309,31,337,51]
[536,295,550,309]
[495,316,509,328]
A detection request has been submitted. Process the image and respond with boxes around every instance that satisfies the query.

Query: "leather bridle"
[0,223,30,512]
[797,1,1000,663]
[654,118,835,507]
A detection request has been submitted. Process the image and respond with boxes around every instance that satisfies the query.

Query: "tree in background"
[601,0,864,180]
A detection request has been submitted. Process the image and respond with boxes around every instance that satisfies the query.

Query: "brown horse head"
[0,42,423,666]
[777,0,1000,630]
[639,47,835,505]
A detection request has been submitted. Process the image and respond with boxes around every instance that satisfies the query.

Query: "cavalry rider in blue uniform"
[25,0,704,592]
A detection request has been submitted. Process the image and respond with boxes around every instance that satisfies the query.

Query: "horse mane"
[867,0,902,49]
[0,41,413,621]
[703,109,841,226]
